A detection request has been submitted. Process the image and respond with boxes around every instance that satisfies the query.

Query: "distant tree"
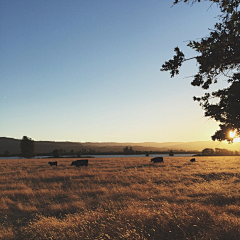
[169,150,174,156]
[88,148,95,154]
[70,150,75,155]
[161,0,240,142]
[129,146,134,153]
[20,136,35,159]
[234,150,239,155]
[123,146,129,154]
[215,148,233,155]
[53,149,60,158]
[202,148,214,156]
[77,151,81,158]
[123,146,134,154]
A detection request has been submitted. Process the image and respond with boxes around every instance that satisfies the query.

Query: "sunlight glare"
[233,138,240,142]
[229,129,240,142]
[229,129,237,138]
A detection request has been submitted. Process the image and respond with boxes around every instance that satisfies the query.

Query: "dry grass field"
[0,156,240,240]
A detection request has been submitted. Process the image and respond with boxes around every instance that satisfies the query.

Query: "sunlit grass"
[0,156,240,239]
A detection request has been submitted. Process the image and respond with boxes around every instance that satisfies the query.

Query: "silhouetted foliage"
[82,148,87,153]
[161,0,240,142]
[53,149,60,158]
[202,148,215,155]
[123,146,134,154]
[20,136,35,159]
[123,146,128,153]
[201,147,239,155]
[77,151,81,157]
[169,150,174,156]
[88,149,96,154]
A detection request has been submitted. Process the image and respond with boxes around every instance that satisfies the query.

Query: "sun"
[229,130,236,138]
[229,130,240,142]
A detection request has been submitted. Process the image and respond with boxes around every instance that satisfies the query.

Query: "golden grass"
[0,156,240,239]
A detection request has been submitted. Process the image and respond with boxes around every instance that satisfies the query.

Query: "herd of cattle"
[48,157,196,167]
[48,159,89,167]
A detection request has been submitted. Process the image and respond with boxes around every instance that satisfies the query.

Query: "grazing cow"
[71,159,88,167]
[151,157,163,163]
[190,158,196,162]
[48,161,57,166]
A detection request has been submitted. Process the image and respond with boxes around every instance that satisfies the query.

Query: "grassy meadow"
[0,156,240,240]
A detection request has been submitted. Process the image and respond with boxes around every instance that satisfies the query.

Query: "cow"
[190,158,196,162]
[71,159,88,167]
[48,161,57,166]
[151,157,163,163]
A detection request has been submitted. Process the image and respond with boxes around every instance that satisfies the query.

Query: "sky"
[1,0,230,143]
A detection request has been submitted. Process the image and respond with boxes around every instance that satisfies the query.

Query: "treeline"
[0,137,200,158]
[4,138,239,158]
[201,148,239,156]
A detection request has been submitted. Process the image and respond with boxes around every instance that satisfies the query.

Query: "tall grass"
[0,156,240,239]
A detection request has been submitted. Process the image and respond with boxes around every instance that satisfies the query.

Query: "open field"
[0,156,240,240]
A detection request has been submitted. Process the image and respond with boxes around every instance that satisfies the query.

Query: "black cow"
[190,158,196,162]
[151,157,163,163]
[71,159,88,167]
[48,161,57,166]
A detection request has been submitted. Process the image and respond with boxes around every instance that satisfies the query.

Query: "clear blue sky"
[1,0,224,142]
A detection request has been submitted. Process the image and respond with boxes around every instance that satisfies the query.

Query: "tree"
[123,146,129,153]
[161,0,240,142]
[169,150,174,156]
[215,148,233,155]
[234,150,239,155]
[20,136,35,159]
[123,146,134,154]
[202,148,214,155]
[77,150,81,158]
[53,149,60,158]
[82,148,87,153]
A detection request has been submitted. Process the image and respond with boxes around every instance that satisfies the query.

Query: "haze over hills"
[0,137,239,155]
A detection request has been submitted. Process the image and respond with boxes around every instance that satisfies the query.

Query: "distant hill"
[0,138,21,154]
[0,137,239,155]
[0,137,85,154]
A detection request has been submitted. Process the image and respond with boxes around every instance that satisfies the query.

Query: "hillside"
[0,137,239,155]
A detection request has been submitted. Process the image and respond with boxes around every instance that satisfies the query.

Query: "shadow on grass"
[193,172,237,181]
